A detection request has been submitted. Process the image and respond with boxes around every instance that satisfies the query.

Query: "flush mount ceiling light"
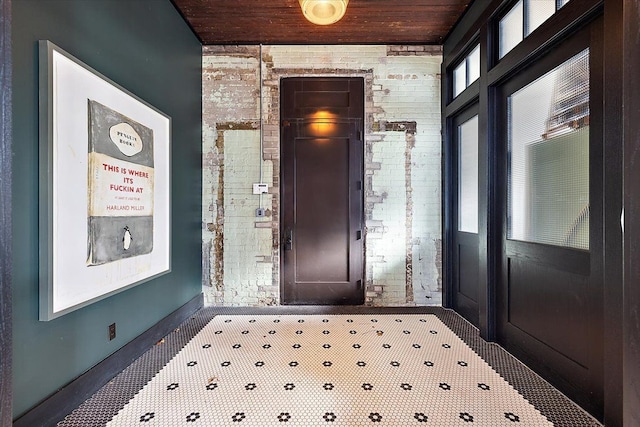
[299,0,349,25]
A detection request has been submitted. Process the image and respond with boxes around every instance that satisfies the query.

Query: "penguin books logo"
[109,123,143,157]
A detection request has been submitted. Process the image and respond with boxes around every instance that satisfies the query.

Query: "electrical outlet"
[256,208,266,217]
[109,323,116,341]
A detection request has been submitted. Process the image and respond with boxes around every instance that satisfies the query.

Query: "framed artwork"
[38,41,171,321]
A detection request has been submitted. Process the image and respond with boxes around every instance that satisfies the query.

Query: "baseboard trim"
[14,293,204,427]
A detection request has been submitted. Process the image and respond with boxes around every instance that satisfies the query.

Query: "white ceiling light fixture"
[299,0,349,25]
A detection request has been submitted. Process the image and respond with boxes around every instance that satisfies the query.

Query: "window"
[499,0,570,59]
[458,115,479,233]
[499,1,524,59]
[453,44,480,98]
[528,0,556,35]
[507,49,590,250]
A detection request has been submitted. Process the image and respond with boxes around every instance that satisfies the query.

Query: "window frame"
[496,0,570,61]
[449,41,481,101]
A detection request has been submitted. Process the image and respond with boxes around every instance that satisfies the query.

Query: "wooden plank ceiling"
[172,0,473,45]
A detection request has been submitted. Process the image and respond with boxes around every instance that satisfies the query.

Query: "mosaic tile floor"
[105,314,552,426]
[58,307,603,427]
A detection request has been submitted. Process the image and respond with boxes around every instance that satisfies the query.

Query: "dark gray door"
[496,23,603,417]
[280,78,364,305]
[452,107,480,327]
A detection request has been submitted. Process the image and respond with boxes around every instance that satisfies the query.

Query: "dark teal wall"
[11,0,202,418]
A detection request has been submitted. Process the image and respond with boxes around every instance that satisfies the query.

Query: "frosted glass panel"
[499,0,523,58]
[452,44,480,98]
[527,0,555,35]
[498,0,570,61]
[508,49,590,250]
[453,61,466,98]
[467,45,481,85]
[458,115,479,233]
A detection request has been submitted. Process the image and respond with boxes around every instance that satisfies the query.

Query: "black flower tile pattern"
[103,314,556,426]
[139,412,154,422]
[368,412,382,422]
[231,412,245,422]
[277,412,291,422]
[186,412,201,422]
[59,308,603,427]
[414,412,428,422]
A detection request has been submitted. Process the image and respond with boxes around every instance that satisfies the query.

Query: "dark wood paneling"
[495,20,604,419]
[623,0,640,424]
[477,23,497,343]
[13,295,203,427]
[448,105,480,328]
[441,65,454,310]
[282,78,363,119]
[601,3,623,424]
[507,257,589,367]
[457,241,479,302]
[295,136,350,282]
[295,91,350,110]
[0,0,12,424]
[172,0,471,45]
[444,0,625,423]
[455,241,479,326]
[505,240,589,276]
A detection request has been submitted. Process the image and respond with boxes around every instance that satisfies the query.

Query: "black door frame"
[1,0,13,424]
[442,0,633,423]
[622,0,640,422]
[449,104,480,327]
[494,21,604,417]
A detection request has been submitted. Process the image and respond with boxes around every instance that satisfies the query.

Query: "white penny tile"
[106,315,553,426]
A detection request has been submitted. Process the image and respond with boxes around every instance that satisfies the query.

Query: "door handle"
[283,228,293,251]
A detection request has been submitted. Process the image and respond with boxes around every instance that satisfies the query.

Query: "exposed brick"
[387,45,442,56]
[202,45,442,307]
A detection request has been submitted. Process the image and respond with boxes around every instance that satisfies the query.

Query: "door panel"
[458,242,479,302]
[295,91,350,109]
[507,257,589,367]
[295,135,350,282]
[497,21,603,417]
[281,78,364,305]
[451,108,480,326]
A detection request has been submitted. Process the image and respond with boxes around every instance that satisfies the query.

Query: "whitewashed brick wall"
[368,132,408,305]
[202,45,442,306]
[221,131,273,306]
